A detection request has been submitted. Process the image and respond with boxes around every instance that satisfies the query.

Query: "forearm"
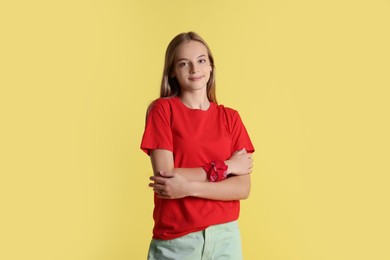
[171,168,207,182]
[151,149,251,182]
[172,156,248,182]
[151,149,207,181]
[149,149,252,200]
[188,174,251,201]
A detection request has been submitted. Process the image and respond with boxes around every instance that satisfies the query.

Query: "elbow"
[233,190,250,200]
[237,180,251,200]
[240,174,251,200]
[233,174,251,200]
[240,186,251,200]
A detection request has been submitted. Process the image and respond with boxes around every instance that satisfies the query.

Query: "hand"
[225,148,253,175]
[149,171,191,199]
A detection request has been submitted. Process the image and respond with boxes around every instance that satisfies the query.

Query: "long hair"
[160,32,217,103]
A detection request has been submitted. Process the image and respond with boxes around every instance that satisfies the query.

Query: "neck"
[179,92,210,110]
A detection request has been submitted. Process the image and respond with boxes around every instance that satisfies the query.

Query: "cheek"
[175,72,186,82]
[206,68,212,77]
[175,74,187,86]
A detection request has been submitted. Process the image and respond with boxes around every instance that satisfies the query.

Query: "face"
[171,40,212,94]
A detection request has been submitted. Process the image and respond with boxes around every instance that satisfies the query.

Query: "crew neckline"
[173,96,214,112]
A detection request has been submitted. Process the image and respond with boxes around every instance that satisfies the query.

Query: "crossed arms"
[148,149,253,201]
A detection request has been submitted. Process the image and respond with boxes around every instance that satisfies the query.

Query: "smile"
[188,76,204,81]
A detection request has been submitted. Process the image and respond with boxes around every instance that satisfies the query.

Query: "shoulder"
[215,103,240,119]
[147,97,177,114]
[214,103,243,132]
[149,97,175,109]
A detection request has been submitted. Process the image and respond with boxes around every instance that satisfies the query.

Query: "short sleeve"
[140,100,173,155]
[230,110,255,154]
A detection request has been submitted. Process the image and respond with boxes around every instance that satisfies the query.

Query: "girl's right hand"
[225,148,253,175]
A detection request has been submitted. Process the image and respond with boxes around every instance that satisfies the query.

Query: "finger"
[155,189,171,198]
[150,183,166,190]
[152,174,172,181]
[151,177,167,184]
[157,194,169,199]
[234,149,245,155]
[160,171,174,178]
[153,188,167,196]
[150,176,163,182]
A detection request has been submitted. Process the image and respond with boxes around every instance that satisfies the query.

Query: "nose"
[189,63,199,74]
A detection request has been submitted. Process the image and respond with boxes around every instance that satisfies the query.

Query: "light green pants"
[147,221,243,260]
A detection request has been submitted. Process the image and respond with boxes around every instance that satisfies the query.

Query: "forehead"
[175,40,208,60]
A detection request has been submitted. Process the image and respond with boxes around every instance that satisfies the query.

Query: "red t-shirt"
[140,96,254,240]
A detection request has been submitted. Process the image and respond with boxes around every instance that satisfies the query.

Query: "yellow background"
[1,0,389,259]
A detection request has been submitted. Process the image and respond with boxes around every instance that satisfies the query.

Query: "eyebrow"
[176,55,207,62]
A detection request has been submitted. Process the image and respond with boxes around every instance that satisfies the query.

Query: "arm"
[148,149,253,200]
[189,174,251,200]
[150,149,207,182]
[150,149,252,180]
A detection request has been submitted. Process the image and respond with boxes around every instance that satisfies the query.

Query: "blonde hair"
[160,32,217,103]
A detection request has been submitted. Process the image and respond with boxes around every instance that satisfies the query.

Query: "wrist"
[188,181,198,197]
[224,160,234,175]
[202,161,228,182]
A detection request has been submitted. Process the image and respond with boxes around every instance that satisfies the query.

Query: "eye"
[178,62,189,68]
[198,59,207,64]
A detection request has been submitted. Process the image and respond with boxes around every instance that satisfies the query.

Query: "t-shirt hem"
[152,217,239,240]
[140,145,173,155]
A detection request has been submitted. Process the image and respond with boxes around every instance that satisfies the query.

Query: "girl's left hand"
[149,171,190,199]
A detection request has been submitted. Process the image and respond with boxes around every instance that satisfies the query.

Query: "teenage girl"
[141,31,255,260]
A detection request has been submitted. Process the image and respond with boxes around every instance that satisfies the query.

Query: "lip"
[188,76,204,81]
